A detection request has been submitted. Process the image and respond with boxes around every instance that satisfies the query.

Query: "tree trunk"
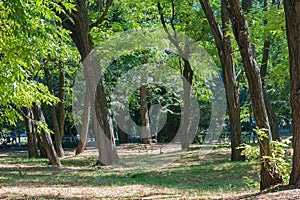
[32,105,61,167]
[284,0,300,188]
[260,0,280,141]
[227,0,282,190]
[181,59,193,150]
[117,109,129,144]
[199,0,244,161]
[76,94,90,155]
[57,67,65,154]
[140,74,151,144]
[84,50,120,165]
[44,67,64,158]
[23,107,39,158]
[57,0,118,164]
[37,134,47,158]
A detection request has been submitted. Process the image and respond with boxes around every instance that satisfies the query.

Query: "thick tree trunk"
[58,0,118,164]
[32,105,61,167]
[83,50,120,165]
[199,0,244,161]
[140,75,151,144]
[284,0,300,188]
[227,0,282,190]
[37,134,47,158]
[76,94,90,155]
[93,75,120,165]
[23,107,39,158]
[44,67,64,158]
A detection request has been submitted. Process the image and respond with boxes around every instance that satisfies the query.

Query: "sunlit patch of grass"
[0,145,260,199]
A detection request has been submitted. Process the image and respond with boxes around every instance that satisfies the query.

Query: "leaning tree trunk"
[84,51,120,165]
[260,0,280,141]
[57,0,117,164]
[199,0,244,161]
[44,67,64,157]
[37,134,47,158]
[23,106,39,158]
[284,0,300,188]
[76,94,90,155]
[32,105,61,167]
[226,0,282,190]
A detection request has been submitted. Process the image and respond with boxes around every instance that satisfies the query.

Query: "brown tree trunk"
[57,67,65,154]
[227,0,282,190]
[23,107,39,158]
[157,2,193,149]
[260,0,280,141]
[199,0,244,161]
[32,105,61,167]
[76,94,90,155]
[44,67,64,158]
[117,109,129,144]
[181,59,193,150]
[140,74,151,144]
[37,134,47,158]
[284,0,300,188]
[57,0,117,164]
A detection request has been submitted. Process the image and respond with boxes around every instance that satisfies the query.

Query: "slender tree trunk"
[284,0,300,188]
[23,107,38,158]
[117,109,129,144]
[140,74,151,144]
[260,0,280,141]
[76,94,90,155]
[57,67,65,154]
[227,0,282,190]
[44,67,64,158]
[199,0,244,161]
[181,60,193,150]
[32,105,61,167]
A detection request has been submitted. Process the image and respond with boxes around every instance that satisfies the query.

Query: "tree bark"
[76,94,90,155]
[57,0,118,165]
[57,67,65,153]
[260,0,280,141]
[23,107,39,158]
[32,105,61,167]
[140,74,151,144]
[226,0,282,190]
[284,0,300,188]
[199,0,244,161]
[44,67,64,158]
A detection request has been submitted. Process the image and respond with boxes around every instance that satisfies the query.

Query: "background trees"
[1,0,300,191]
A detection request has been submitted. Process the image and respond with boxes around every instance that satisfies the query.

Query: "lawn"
[0,144,278,199]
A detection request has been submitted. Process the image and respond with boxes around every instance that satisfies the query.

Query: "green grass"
[0,145,260,199]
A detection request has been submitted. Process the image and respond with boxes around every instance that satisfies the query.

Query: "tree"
[157,1,194,149]
[57,0,120,165]
[0,0,70,164]
[226,0,282,189]
[284,0,300,188]
[199,0,244,161]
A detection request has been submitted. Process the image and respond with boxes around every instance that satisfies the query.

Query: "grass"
[0,145,261,199]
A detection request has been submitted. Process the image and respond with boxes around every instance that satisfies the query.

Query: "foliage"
[240,129,292,183]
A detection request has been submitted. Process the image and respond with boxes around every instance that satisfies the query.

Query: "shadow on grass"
[0,149,259,195]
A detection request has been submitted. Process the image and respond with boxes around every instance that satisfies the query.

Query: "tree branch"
[90,0,113,29]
